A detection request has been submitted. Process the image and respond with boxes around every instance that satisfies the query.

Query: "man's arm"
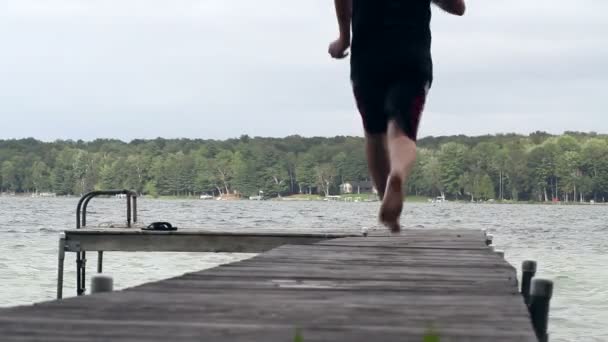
[334,0,352,42]
[328,0,352,59]
[432,0,466,16]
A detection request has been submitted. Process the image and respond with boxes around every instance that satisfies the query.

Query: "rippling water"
[0,197,606,341]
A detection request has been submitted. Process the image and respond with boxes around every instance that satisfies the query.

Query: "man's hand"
[433,0,466,16]
[328,36,350,59]
[329,0,352,59]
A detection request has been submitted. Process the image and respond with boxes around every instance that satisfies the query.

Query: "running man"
[329,0,465,232]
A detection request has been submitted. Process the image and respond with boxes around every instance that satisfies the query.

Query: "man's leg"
[352,79,391,201]
[379,82,428,233]
[365,133,390,200]
[379,120,417,232]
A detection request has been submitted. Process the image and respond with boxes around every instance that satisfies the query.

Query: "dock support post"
[127,193,132,227]
[91,274,114,294]
[76,254,81,295]
[530,278,553,342]
[97,251,103,273]
[82,251,87,294]
[76,251,87,296]
[521,260,537,305]
[132,195,137,224]
[57,233,66,299]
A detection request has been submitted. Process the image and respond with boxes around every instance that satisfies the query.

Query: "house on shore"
[340,181,377,195]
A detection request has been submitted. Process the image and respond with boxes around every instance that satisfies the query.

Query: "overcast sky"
[0,0,606,141]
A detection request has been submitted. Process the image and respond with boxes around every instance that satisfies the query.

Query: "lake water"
[0,197,606,341]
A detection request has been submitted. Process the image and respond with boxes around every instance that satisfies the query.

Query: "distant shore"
[2,192,606,205]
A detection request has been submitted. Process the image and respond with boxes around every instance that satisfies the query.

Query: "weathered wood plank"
[322,229,489,249]
[0,318,536,342]
[64,229,361,252]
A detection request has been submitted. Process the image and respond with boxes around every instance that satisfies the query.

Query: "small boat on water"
[215,194,241,201]
[249,190,264,201]
[430,194,447,203]
[31,192,57,198]
[199,194,214,200]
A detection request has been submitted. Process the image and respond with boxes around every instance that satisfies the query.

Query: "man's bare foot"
[379,174,403,233]
[433,0,466,16]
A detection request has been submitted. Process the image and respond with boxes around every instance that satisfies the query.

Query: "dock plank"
[0,228,536,341]
[62,228,361,253]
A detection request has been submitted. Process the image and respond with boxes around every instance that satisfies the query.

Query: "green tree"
[51,149,76,195]
[315,163,336,196]
[31,161,51,193]
[503,142,529,201]
[478,173,496,200]
[123,154,152,194]
[438,143,468,198]
[580,139,608,201]
[296,153,317,194]
[213,150,236,194]
[1,161,18,192]
[421,155,443,197]
[556,150,581,202]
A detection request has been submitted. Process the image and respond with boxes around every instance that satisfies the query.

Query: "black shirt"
[350,0,433,82]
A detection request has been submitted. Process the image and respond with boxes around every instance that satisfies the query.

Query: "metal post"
[521,260,537,305]
[126,193,132,228]
[530,278,554,342]
[77,251,87,296]
[91,274,114,294]
[76,252,82,295]
[97,251,103,273]
[57,233,66,299]
[132,195,137,224]
[76,194,90,228]
[82,195,95,228]
[81,251,87,294]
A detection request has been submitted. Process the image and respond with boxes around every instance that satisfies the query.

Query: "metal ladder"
[71,190,138,296]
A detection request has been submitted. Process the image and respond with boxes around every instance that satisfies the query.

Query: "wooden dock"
[57,227,364,298]
[0,228,539,341]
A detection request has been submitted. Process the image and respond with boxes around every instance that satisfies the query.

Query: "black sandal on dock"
[141,222,178,231]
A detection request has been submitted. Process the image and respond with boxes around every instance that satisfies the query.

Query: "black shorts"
[351,66,431,140]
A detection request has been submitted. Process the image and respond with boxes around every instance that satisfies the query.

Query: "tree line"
[1,131,608,202]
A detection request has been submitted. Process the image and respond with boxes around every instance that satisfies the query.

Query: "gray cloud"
[0,0,606,140]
